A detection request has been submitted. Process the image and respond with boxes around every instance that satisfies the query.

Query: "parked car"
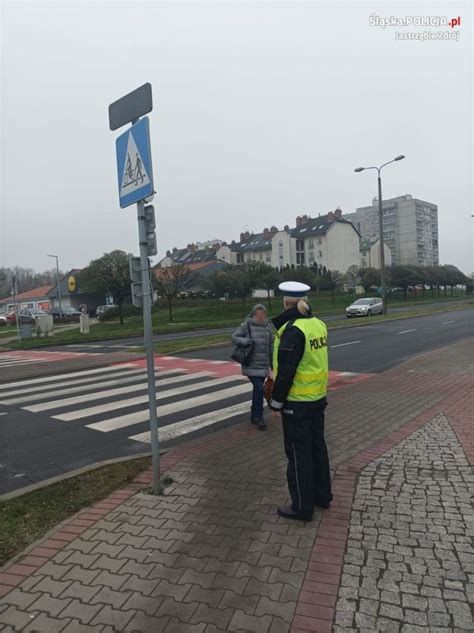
[346,297,383,318]
[96,305,117,321]
[0,314,8,326]
[1,311,17,325]
[48,307,82,323]
[18,308,47,324]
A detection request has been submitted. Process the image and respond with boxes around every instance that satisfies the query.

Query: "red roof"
[0,284,53,304]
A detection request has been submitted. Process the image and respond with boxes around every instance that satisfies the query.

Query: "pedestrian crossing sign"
[115,116,154,208]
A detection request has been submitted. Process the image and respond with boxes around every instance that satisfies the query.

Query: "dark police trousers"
[281,399,331,516]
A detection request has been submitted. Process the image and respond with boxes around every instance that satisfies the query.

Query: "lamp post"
[354,155,405,314]
[47,254,62,312]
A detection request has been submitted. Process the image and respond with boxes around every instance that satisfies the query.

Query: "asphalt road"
[178,308,474,373]
[39,298,471,354]
[0,307,472,495]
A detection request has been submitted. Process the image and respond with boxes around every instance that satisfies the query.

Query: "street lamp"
[47,254,62,312]
[354,155,405,314]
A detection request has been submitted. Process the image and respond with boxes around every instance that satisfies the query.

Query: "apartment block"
[345,194,439,266]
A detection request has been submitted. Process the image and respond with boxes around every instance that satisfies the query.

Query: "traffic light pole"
[137,198,161,495]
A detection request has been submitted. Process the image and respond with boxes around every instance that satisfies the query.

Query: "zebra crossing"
[0,349,103,370]
[0,362,252,444]
[0,353,50,369]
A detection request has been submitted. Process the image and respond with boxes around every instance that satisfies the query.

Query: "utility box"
[80,313,90,334]
[36,315,54,337]
[20,323,33,339]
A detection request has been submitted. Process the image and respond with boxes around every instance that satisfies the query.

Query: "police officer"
[270,281,332,521]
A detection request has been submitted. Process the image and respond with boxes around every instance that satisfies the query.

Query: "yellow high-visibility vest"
[273,317,329,402]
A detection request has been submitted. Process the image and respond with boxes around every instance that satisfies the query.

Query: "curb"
[0,451,161,502]
[291,383,473,633]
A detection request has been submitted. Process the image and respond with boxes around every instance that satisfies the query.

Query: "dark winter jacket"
[232,307,274,378]
[270,306,327,411]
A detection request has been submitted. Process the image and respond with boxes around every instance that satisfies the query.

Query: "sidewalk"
[1,339,473,633]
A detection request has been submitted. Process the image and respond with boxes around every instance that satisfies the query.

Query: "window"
[318,238,322,244]
[236,253,243,264]
[278,241,284,262]
[309,239,314,249]
[309,252,315,264]
[296,252,305,265]
[296,239,305,252]
[318,251,323,258]
[266,251,271,262]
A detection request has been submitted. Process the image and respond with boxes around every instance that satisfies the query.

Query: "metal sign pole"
[110,84,159,493]
[137,198,161,494]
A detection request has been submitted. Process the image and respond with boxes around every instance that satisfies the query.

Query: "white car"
[346,297,383,318]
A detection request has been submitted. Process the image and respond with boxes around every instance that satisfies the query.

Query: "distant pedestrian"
[269,281,332,521]
[232,304,274,430]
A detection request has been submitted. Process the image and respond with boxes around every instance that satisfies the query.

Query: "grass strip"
[0,456,151,566]
[5,296,471,350]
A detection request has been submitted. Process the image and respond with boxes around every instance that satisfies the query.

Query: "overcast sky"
[1,0,472,273]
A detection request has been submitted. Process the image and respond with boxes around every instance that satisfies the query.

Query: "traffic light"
[129,254,153,308]
[144,205,157,256]
[129,255,143,307]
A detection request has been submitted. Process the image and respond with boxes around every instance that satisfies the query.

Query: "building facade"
[47,270,107,315]
[0,285,52,313]
[160,210,361,275]
[345,195,439,267]
[360,238,392,269]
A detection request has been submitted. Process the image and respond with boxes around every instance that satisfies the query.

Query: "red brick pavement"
[290,378,473,633]
[0,339,472,632]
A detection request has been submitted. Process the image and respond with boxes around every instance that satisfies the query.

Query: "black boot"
[258,418,267,431]
[277,505,313,522]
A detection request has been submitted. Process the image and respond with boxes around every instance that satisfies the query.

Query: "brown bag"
[264,376,274,406]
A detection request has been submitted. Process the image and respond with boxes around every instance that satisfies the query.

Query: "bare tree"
[154,265,200,321]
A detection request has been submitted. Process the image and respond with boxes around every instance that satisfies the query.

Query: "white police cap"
[278,281,311,297]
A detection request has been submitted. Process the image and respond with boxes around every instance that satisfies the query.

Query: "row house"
[158,210,361,275]
[218,210,361,273]
[159,243,220,268]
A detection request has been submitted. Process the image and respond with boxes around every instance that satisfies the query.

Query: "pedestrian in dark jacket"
[232,304,274,430]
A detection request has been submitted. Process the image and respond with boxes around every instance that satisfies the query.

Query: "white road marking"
[23,370,194,412]
[0,368,148,400]
[397,329,416,335]
[209,360,228,364]
[330,341,361,348]
[0,412,7,416]
[0,364,137,390]
[51,372,218,420]
[130,402,250,443]
[442,320,456,325]
[86,381,251,432]
[2,370,166,406]
[185,358,202,363]
[0,359,49,367]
